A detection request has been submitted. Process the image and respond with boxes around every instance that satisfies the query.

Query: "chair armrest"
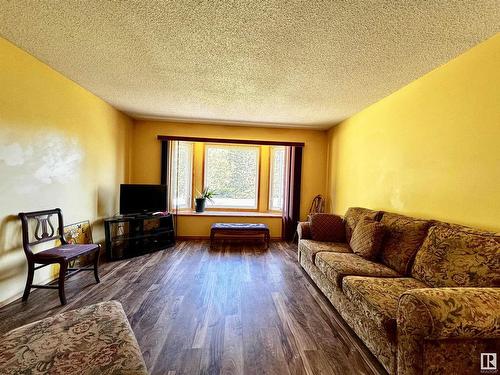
[297,221,311,240]
[397,287,500,375]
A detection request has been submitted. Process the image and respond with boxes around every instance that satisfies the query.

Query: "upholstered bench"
[210,223,270,248]
[0,301,148,375]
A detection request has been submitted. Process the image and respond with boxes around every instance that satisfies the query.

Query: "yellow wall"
[0,37,133,304]
[327,34,500,231]
[131,121,328,237]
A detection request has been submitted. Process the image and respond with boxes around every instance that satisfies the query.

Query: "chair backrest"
[18,208,66,257]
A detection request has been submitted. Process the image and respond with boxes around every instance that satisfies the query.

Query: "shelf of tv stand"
[104,213,175,261]
[110,228,174,242]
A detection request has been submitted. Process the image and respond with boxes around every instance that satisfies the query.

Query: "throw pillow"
[350,217,385,260]
[310,213,346,242]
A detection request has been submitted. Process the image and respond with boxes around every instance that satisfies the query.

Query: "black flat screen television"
[120,184,167,215]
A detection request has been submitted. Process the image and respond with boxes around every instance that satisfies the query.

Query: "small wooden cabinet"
[104,213,175,261]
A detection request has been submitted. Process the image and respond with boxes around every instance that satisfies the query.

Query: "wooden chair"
[18,208,100,305]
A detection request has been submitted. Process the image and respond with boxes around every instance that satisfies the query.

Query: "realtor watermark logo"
[481,353,497,373]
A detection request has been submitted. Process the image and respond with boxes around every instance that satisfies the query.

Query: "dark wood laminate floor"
[0,241,386,375]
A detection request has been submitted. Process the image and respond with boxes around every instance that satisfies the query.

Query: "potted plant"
[195,187,216,212]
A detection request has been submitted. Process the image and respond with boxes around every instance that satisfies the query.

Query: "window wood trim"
[157,135,304,147]
[174,210,282,218]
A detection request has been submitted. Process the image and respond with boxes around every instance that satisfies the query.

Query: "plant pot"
[195,198,206,212]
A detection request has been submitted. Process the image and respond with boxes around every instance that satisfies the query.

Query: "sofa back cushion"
[310,214,346,242]
[411,223,500,287]
[379,212,432,275]
[349,217,385,260]
[344,207,382,243]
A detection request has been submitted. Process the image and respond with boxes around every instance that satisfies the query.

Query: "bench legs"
[93,249,100,283]
[22,260,68,305]
[58,261,68,305]
[210,230,270,249]
[22,249,100,306]
[22,261,35,302]
[210,229,215,248]
[60,249,100,305]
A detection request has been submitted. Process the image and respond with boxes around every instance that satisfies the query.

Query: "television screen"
[120,184,167,215]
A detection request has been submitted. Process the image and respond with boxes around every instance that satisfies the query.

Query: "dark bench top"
[211,223,269,231]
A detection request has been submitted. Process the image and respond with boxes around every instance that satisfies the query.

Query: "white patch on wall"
[33,137,82,184]
[0,143,32,166]
[378,171,406,211]
[390,186,405,211]
[0,131,84,194]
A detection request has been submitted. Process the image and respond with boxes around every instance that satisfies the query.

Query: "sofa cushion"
[299,239,351,262]
[350,217,385,260]
[315,252,400,289]
[0,301,148,375]
[344,207,382,243]
[412,223,500,287]
[310,213,346,242]
[379,212,432,275]
[342,276,428,341]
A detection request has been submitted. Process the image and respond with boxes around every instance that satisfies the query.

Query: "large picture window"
[204,144,260,209]
[269,146,286,211]
[170,141,193,209]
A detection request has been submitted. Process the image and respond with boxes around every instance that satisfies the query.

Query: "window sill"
[174,210,282,218]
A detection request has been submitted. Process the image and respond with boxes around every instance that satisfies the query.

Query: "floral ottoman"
[0,301,148,374]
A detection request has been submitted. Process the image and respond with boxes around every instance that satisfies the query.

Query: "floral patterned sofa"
[298,207,500,375]
[0,301,148,375]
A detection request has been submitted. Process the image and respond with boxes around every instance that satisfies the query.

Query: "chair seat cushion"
[342,276,428,341]
[0,301,148,375]
[36,243,99,261]
[315,252,400,289]
[299,240,352,262]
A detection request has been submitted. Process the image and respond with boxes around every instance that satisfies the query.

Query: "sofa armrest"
[297,221,311,240]
[397,287,500,375]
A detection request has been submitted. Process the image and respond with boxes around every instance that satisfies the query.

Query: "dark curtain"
[160,141,169,186]
[282,146,303,241]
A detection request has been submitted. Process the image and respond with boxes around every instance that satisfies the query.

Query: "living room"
[0,2,498,375]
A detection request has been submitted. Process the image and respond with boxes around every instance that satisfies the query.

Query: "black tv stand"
[104,213,175,260]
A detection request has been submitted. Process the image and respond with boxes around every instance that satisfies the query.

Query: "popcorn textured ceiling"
[0,1,498,129]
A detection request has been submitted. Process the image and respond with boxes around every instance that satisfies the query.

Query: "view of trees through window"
[170,141,193,208]
[204,145,259,208]
[269,146,286,211]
